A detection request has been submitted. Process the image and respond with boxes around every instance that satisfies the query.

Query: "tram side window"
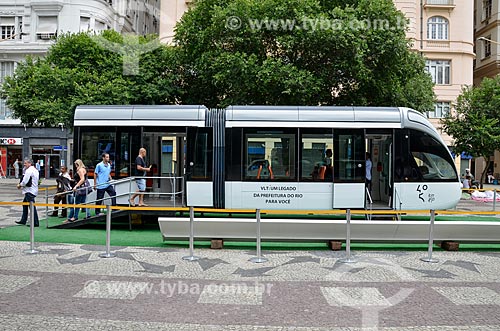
[81,131,116,176]
[300,132,334,181]
[244,131,296,181]
[191,131,212,180]
[409,129,457,181]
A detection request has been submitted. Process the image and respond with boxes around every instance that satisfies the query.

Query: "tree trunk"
[480,159,492,189]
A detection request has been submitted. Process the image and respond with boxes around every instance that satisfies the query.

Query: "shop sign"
[0,138,23,145]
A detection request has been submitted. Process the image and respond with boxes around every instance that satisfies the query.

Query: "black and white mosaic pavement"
[0,241,499,330]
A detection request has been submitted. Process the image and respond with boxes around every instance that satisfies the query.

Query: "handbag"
[76,179,93,196]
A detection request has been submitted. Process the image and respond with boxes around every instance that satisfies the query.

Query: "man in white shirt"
[16,158,39,227]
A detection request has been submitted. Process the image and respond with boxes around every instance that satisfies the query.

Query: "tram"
[73,105,461,211]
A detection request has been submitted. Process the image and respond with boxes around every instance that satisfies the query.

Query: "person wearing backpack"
[51,166,71,218]
[15,158,39,227]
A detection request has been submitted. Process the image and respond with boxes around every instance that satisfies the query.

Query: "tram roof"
[74,105,207,127]
[225,106,402,122]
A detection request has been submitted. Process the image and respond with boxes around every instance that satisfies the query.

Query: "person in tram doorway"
[365,152,372,193]
[94,153,117,216]
[129,147,151,207]
[13,158,19,179]
[15,158,40,227]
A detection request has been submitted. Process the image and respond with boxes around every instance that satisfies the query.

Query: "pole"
[99,204,116,258]
[182,206,200,261]
[250,209,268,263]
[493,189,496,211]
[421,209,438,263]
[340,209,356,263]
[24,201,39,254]
[45,188,49,228]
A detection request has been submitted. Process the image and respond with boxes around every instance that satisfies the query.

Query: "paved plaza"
[0,241,500,330]
[1,177,500,330]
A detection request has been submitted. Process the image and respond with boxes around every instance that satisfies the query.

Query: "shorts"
[136,178,146,192]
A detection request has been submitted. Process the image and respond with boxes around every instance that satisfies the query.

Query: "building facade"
[0,0,160,177]
[394,0,475,177]
[474,0,500,181]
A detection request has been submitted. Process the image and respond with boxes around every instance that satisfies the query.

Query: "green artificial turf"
[1,213,499,251]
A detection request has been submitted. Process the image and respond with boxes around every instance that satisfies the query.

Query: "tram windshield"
[410,129,457,181]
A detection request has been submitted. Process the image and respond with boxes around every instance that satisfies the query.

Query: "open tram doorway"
[142,132,187,204]
[366,131,393,209]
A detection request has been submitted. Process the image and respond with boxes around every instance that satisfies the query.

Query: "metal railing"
[365,187,373,221]
[42,175,185,224]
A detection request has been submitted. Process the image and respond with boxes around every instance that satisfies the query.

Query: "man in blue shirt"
[94,153,117,216]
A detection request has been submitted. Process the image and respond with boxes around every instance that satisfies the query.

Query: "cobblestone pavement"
[0,241,499,330]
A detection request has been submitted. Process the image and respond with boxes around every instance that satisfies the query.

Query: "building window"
[94,20,107,32]
[0,61,15,119]
[425,60,450,85]
[483,0,492,20]
[36,16,58,40]
[427,102,450,118]
[484,35,492,58]
[80,17,90,32]
[427,16,449,40]
[0,17,16,40]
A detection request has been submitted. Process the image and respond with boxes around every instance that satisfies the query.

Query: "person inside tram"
[324,149,333,180]
[365,152,372,192]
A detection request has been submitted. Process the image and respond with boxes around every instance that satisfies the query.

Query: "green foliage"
[1,31,181,128]
[175,0,435,109]
[442,75,500,185]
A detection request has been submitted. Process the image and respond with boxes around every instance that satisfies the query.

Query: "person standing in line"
[94,153,117,216]
[13,158,19,179]
[51,166,71,218]
[15,158,39,227]
[365,152,372,193]
[129,147,151,207]
[64,159,90,223]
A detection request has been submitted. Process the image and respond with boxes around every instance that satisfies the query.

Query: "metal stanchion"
[421,209,438,263]
[182,206,200,261]
[250,209,268,263]
[45,188,49,219]
[340,209,356,263]
[24,201,39,254]
[99,204,116,258]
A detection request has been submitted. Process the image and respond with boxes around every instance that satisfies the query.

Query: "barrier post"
[45,187,48,219]
[420,209,438,263]
[493,189,496,211]
[250,209,268,263]
[340,209,356,263]
[99,204,116,258]
[24,201,39,254]
[182,206,200,261]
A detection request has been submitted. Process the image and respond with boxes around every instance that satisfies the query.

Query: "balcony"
[425,40,450,49]
[424,0,455,9]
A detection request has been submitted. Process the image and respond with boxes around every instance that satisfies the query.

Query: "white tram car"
[74,105,461,212]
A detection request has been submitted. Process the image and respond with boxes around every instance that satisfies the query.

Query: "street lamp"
[477,36,500,44]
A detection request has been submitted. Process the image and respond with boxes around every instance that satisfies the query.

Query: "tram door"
[366,132,393,209]
[159,135,186,202]
[186,127,214,207]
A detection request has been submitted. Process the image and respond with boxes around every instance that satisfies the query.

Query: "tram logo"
[416,184,428,203]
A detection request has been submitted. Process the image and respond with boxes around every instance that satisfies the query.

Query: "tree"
[1,31,181,128]
[174,0,435,109]
[442,76,500,186]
